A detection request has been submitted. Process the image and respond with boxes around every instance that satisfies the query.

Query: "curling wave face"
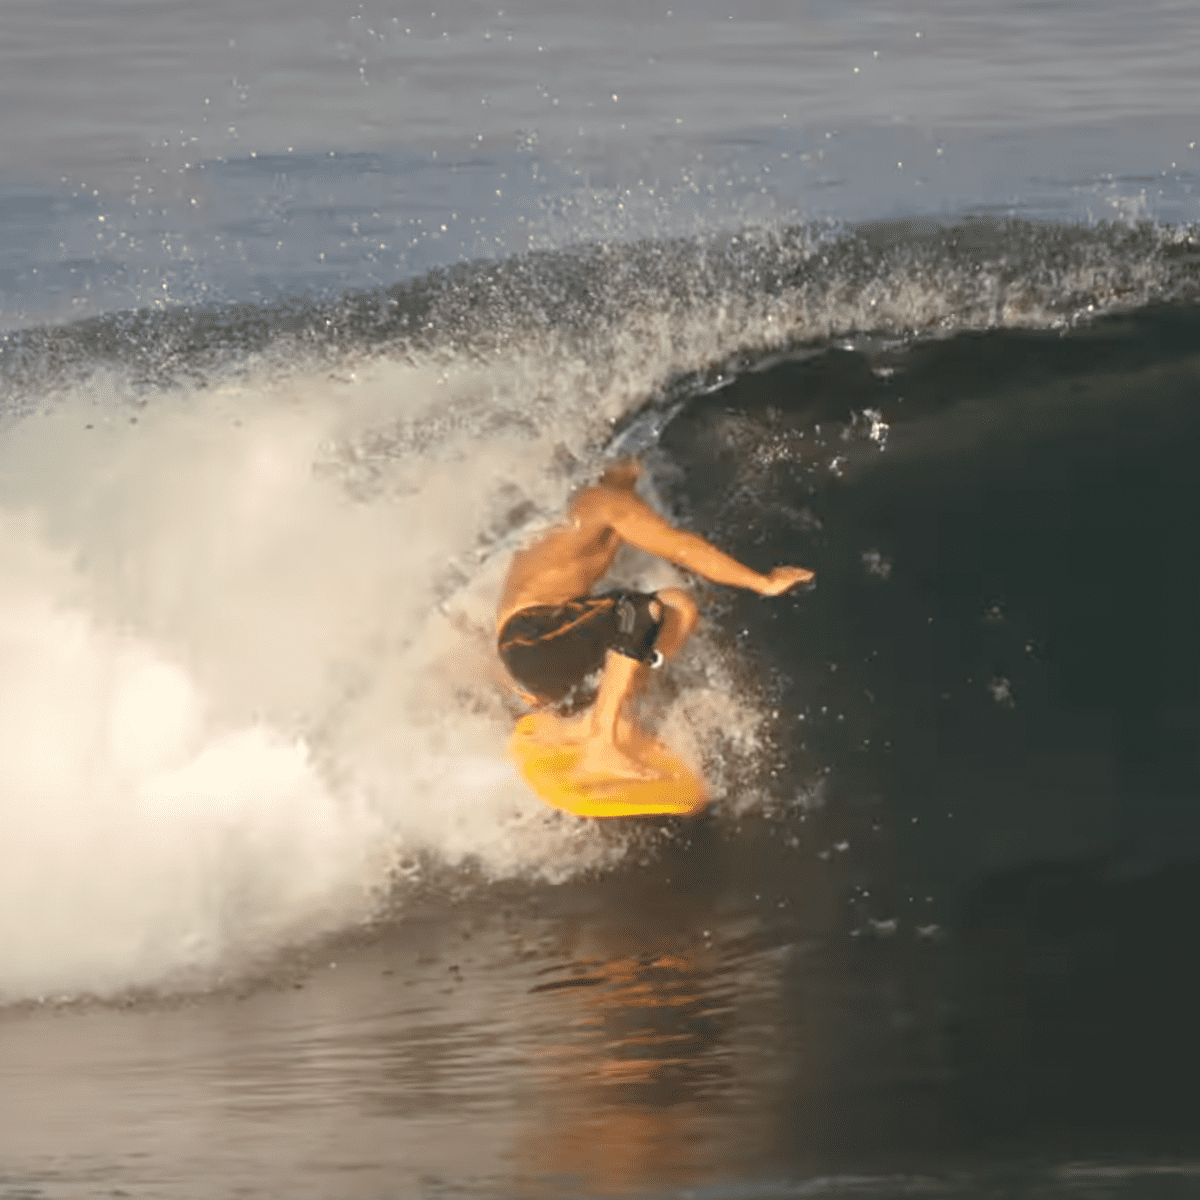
[0,215,1196,1003]
[4,217,1198,404]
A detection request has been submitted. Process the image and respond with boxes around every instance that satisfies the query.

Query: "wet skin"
[497,463,814,780]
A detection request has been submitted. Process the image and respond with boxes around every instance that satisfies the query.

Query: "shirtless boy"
[496,459,815,780]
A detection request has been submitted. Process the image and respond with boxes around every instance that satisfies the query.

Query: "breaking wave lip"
[1,215,1197,1006]
[2,216,1197,409]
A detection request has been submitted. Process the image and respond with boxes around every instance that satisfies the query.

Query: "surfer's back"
[495,486,626,628]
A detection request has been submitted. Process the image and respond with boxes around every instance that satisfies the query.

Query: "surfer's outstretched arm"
[584,487,814,594]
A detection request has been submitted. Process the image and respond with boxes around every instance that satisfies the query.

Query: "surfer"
[496,458,814,780]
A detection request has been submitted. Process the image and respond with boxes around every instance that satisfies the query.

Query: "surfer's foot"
[527,711,588,745]
[615,714,641,748]
[571,739,658,782]
[615,717,665,760]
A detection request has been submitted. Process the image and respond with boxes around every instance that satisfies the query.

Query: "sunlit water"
[2,0,1198,324]
[2,2,1199,1198]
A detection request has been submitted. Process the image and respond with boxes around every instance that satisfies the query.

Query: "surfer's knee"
[656,588,698,632]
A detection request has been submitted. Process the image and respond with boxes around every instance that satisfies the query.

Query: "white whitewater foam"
[0,364,544,1000]
[0,515,387,999]
[0,334,767,1002]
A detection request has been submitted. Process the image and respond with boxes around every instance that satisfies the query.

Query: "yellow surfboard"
[508,714,709,818]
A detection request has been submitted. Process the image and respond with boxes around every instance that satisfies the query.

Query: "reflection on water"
[0,663,952,1200]
[521,949,734,1195]
[0,837,940,1200]
[3,833,1198,1199]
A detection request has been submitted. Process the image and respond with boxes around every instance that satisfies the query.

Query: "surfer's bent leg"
[499,591,673,779]
[575,650,657,780]
[651,588,699,662]
[605,591,695,747]
[572,590,671,781]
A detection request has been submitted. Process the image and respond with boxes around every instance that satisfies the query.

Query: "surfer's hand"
[758,566,815,596]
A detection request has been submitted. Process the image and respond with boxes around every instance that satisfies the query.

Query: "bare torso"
[497,471,813,634]
[495,459,815,781]
[495,490,622,630]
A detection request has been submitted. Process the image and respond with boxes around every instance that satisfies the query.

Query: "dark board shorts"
[497,590,663,707]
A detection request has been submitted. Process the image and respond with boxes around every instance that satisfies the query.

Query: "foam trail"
[0,514,388,999]
[0,358,632,1002]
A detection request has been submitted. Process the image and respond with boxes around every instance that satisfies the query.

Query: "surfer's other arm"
[583,486,815,595]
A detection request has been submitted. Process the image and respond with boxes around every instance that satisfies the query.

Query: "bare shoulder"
[570,483,648,525]
[569,483,631,527]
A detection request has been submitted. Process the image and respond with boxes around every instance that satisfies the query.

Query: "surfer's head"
[598,457,642,491]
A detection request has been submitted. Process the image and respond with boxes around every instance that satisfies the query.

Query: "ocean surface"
[2,2,1199,1197]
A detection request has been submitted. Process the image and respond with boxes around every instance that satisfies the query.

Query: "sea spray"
[0,341,756,1000]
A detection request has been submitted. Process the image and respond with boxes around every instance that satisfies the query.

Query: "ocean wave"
[3,217,1197,408]
[1,216,1197,1003]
